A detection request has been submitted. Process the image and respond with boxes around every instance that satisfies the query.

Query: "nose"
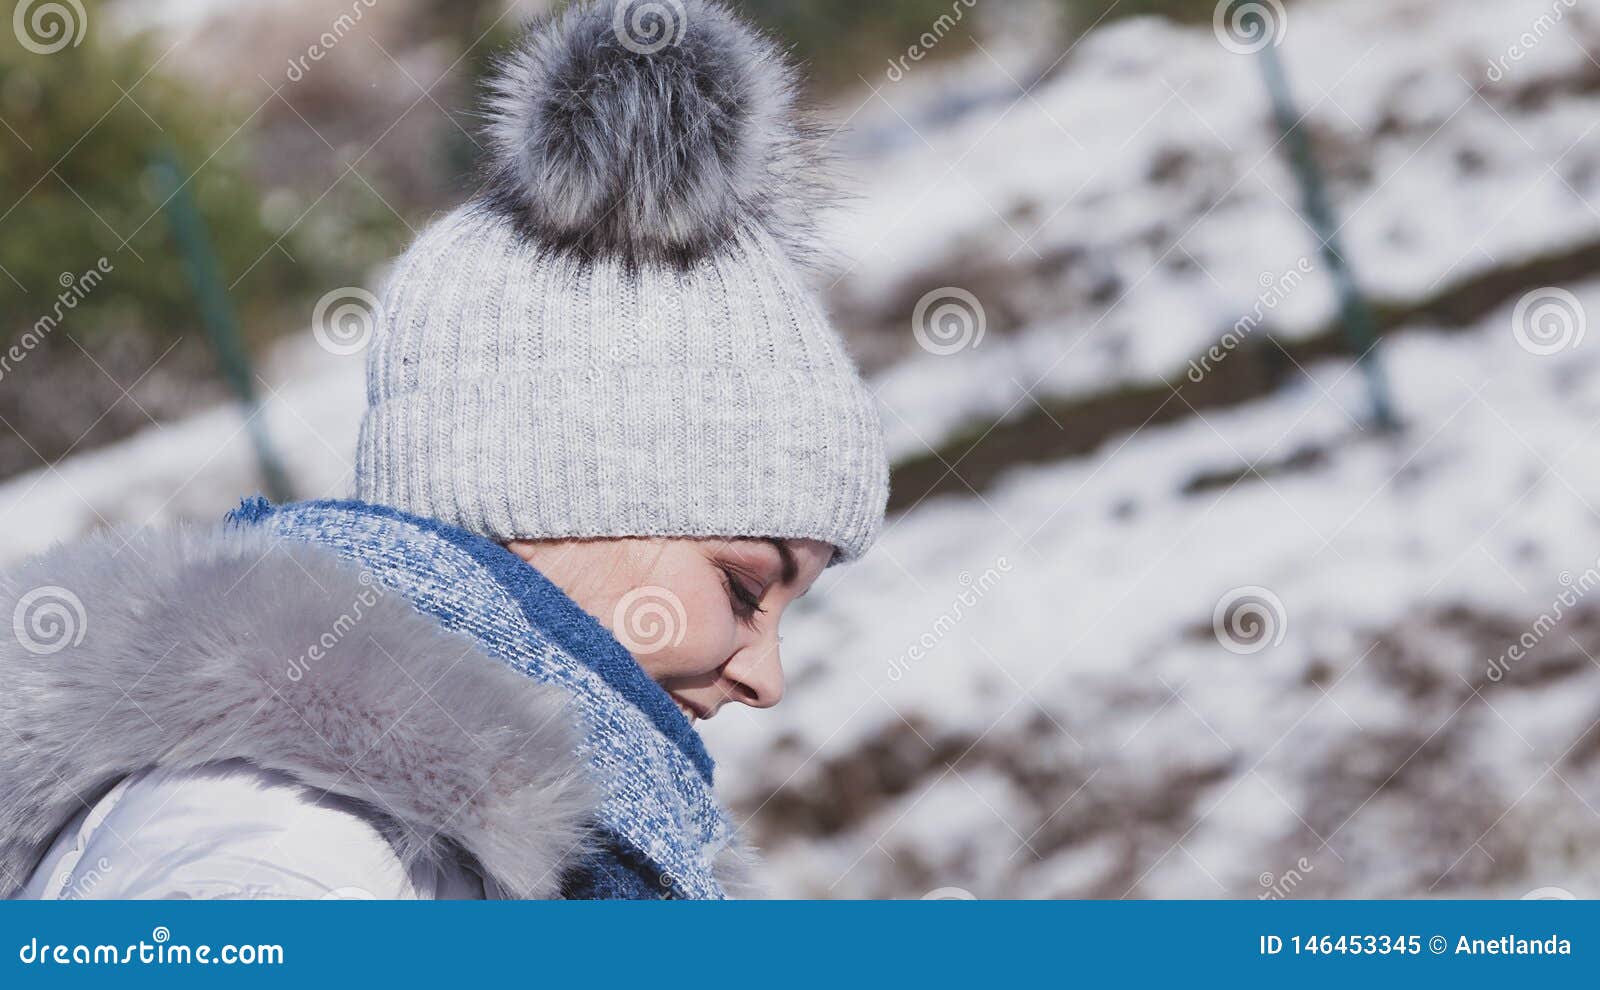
[721,638,785,710]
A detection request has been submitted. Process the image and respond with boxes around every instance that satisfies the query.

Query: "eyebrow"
[763,538,799,585]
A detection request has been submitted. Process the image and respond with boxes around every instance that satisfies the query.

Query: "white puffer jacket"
[20,761,492,900]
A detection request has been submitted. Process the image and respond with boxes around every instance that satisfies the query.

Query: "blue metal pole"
[1257,38,1399,432]
[149,147,295,501]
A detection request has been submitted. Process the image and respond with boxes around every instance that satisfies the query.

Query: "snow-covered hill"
[6,0,1600,898]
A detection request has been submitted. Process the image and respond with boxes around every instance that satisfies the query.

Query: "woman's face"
[506,536,832,724]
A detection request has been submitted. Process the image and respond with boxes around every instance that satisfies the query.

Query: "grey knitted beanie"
[354,0,888,561]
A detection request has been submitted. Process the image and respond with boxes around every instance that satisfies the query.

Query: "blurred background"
[4,0,1600,898]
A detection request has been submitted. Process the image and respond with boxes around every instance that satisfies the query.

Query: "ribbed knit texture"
[229,496,731,899]
[353,203,888,561]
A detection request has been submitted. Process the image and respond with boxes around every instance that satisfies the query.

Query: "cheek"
[629,582,739,680]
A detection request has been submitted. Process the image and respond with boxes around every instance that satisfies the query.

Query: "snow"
[0,336,363,562]
[703,287,1600,895]
[8,0,1600,898]
[844,0,1600,458]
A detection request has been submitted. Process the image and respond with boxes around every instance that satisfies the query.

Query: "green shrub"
[0,10,364,353]
[736,0,985,87]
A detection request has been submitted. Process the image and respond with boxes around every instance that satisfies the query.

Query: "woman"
[0,0,885,900]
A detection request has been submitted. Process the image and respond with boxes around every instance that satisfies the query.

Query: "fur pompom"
[483,0,832,268]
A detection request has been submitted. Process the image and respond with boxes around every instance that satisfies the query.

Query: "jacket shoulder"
[21,761,485,899]
[0,523,597,899]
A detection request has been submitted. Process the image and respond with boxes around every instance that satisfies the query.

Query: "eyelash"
[720,566,767,627]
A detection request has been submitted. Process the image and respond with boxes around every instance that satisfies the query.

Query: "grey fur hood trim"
[709,833,764,898]
[0,523,598,899]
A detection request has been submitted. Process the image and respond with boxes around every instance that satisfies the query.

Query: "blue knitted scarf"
[226,496,737,899]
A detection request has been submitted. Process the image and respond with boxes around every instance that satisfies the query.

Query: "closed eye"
[720,566,767,627]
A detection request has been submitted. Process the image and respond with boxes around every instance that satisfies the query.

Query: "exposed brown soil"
[741,600,1600,897]
[886,236,1600,513]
